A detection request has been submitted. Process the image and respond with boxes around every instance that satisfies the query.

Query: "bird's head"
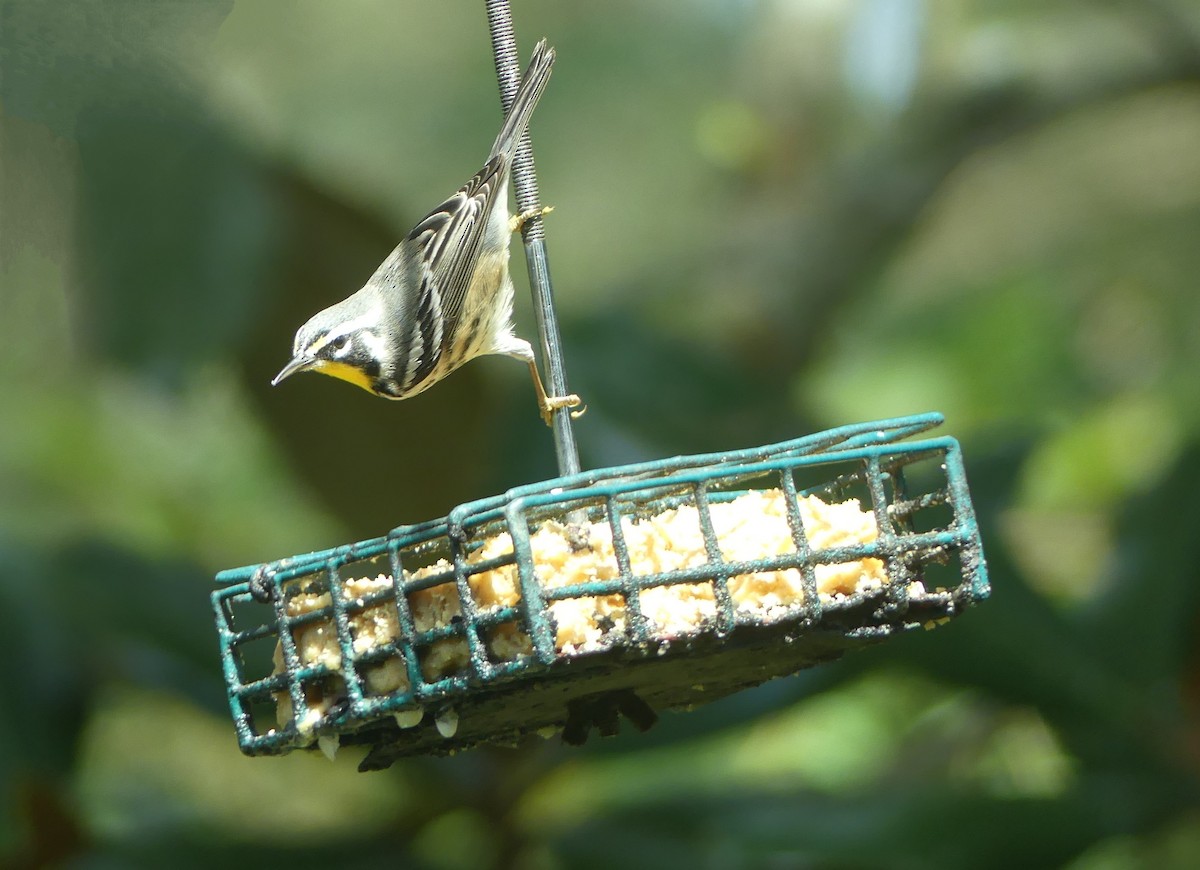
[272,297,392,396]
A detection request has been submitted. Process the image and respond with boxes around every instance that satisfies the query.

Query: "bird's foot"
[510,205,554,234]
[540,393,584,427]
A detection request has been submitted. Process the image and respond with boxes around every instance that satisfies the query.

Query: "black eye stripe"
[324,333,351,354]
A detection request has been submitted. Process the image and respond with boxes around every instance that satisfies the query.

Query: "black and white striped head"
[272,295,400,396]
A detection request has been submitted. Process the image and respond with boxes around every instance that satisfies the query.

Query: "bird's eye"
[328,334,351,354]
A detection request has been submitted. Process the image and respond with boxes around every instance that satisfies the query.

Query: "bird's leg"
[509,205,554,234]
[525,356,583,427]
[504,342,583,426]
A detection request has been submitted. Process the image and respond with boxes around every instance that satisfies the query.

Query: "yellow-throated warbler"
[272,39,580,425]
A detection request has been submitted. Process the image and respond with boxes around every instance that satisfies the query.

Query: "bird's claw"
[510,205,554,234]
[541,393,584,427]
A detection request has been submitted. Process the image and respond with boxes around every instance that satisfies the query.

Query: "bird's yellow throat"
[314,360,375,393]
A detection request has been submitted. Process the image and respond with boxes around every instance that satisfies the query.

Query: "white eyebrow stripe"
[326,310,379,341]
[307,304,384,356]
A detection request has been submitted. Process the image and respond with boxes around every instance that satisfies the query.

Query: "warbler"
[272,39,580,425]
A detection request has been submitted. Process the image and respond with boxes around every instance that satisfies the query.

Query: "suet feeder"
[211,3,989,771]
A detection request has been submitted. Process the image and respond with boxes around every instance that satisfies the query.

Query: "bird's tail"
[489,39,555,162]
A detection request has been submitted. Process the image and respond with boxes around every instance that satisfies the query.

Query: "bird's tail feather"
[489,39,555,162]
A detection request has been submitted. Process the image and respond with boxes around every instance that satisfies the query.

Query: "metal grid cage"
[212,413,988,769]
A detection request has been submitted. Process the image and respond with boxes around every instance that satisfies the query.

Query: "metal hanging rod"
[485,0,582,476]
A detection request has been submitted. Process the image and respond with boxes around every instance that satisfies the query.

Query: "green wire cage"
[212,412,988,771]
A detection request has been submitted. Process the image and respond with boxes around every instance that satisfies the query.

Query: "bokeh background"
[4,0,1200,867]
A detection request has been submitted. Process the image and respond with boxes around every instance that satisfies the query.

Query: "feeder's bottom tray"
[352,584,965,769]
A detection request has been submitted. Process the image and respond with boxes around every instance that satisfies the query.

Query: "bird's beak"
[272,354,314,386]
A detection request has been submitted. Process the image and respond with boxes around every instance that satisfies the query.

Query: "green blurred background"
[3,0,1200,867]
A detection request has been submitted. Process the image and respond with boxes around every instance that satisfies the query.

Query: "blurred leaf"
[0,541,91,792]
[553,786,1132,870]
[75,686,412,847]
[1083,445,1200,687]
[74,109,280,383]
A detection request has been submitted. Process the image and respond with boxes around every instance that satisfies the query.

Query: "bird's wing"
[406,154,508,355]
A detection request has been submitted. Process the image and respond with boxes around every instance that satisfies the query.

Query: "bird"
[271,39,580,426]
